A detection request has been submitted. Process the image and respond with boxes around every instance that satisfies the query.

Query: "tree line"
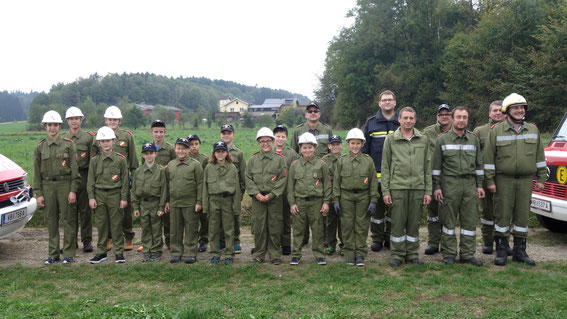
[0,91,38,123]
[315,0,567,131]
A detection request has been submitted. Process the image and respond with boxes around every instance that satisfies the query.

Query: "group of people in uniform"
[33,91,546,267]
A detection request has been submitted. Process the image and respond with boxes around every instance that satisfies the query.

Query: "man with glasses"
[362,90,400,252]
[291,103,333,158]
[423,104,453,255]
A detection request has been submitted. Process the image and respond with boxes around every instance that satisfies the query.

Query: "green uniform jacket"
[432,130,484,190]
[87,152,129,201]
[165,157,203,207]
[131,164,168,212]
[381,128,432,196]
[322,153,340,181]
[33,136,81,198]
[423,123,449,154]
[332,152,379,203]
[287,156,332,206]
[93,129,139,174]
[291,122,333,158]
[142,141,175,167]
[229,145,246,195]
[190,152,209,169]
[202,162,241,214]
[275,146,299,169]
[245,150,287,200]
[62,129,94,170]
[483,120,547,186]
[473,119,496,152]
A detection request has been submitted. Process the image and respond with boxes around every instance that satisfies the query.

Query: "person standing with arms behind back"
[381,107,432,267]
[362,90,400,252]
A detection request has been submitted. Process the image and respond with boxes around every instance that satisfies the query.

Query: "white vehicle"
[530,112,567,232]
[0,154,36,239]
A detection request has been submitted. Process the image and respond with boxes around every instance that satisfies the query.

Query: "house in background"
[136,104,181,121]
[248,98,300,118]
[218,97,250,113]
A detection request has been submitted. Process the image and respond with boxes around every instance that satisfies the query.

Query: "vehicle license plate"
[531,198,551,212]
[1,208,26,226]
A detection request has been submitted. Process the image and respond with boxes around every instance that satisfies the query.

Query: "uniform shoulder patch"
[531,122,537,127]
[491,124,496,129]
[320,157,326,162]
[65,138,72,142]
[437,132,443,138]
[91,153,97,158]
[37,138,45,144]
[291,159,296,163]
[118,153,126,158]
[127,130,132,135]
[88,132,95,136]
[276,152,284,157]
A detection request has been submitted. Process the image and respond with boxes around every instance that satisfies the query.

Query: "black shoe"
[383,240,390,249]
[316,258,327,265]
[270,258,281,265]
[460,257,483,267]
[115,254,126,263]
[290,257,300,265]
[408,258,424,265]
[62,257,74,264]
[443,256,456,265]
[89,254,107,264]
[44,257,60,265]
[512,236,536,266]
[83,241,93,253]
[424,246,440,255]
[482,240,494,255]
[184,256,197,264]
[370,241,383,252]
[389,258,402,267]
[198,242,207,253]
[281,246,291,255]
[170,256,181,263]
[355,253,365,267]
[210,256,220,264]
[149,254,160,262]
[494,236,508,266]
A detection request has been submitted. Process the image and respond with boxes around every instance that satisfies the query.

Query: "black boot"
[494,236,507,266]
[512,236,536,266]
[482,239,493,255]
[505,237,513,256]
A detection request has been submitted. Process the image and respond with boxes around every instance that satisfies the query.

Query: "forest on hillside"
[315,0,567,131]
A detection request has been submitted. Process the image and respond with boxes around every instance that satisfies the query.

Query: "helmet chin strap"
[509,114,525,123]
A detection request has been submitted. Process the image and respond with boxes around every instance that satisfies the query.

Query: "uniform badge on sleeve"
[315,180,320,186]
[81,152,87,158]
[271,176,277,182]
[61,160,67,167]
[119,141,127,147]
[363,177,369,184]
[112,174,118,181]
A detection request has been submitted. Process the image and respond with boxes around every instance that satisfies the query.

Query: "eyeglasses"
[258,139,273,144]
[437,113,451,117]
[380,99,395,103]
[307,110,320,114]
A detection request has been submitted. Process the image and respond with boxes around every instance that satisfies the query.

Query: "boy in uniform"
[187,134,210,253]
[287,132,331,265]
[245,127,287,264]
[34,110,80,264]
[166,137,204,264]
[63,106,95,253]
[323,134,344,255]
[87,126,129,264]
[132,143,168,262]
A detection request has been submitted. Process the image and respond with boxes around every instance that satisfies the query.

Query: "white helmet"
[298,132,317,145]
[104,105,122,119]
[501,93,527,113]
[65,106,84,118]
[41,110,63,124]
[345,128,366,142]
[96,126,116,140]
[256,127,275,141]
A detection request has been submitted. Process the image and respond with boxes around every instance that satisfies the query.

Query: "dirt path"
[0,226,566,267]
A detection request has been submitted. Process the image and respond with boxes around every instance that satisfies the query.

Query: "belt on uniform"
[260,192,270,196]
[343,189,367,194]
[43,175,71,182]
[501,174,533,179]
[97,187,120,192]
[451,174,475,179]
[142,197,159,202]
[211,192,232,198]
[299,196,322,202]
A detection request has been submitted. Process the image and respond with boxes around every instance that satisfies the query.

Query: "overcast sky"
[1,1,356,99]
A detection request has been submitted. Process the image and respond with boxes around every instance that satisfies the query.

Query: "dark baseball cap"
[141,142,157,152]
[151,120,166,128]
[220,124,234,132]
[213,141,228,151]
[175,137,190,147]
[273,125,288,134]
[437,104,451,113]
[187,134,201,143]
[306,102,320,110]
[329,134,342,144]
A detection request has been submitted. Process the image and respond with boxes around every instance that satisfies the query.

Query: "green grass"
[0,262,566,318]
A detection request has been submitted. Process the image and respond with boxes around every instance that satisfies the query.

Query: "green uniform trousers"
[208,195,235,257]
[281,196,291,247]
[75,169,92,243]
[94,188,124,255]
[140,199,163,256]
[426,199,441,247]
[198,211,209,245]
[292,198,325,259]
[390,190,423,262]
[161,212,171,246]
[493,175,532,238]
[220,214,241,245]
[326,205,343,249]
[340,190,370,260]
[479,188,495,242]
[370,185,390,243]
[170,205,200,257]
[439,177,478,259]
[251,196,283,261]
[121,190,135,240]
[44,181,77,258]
